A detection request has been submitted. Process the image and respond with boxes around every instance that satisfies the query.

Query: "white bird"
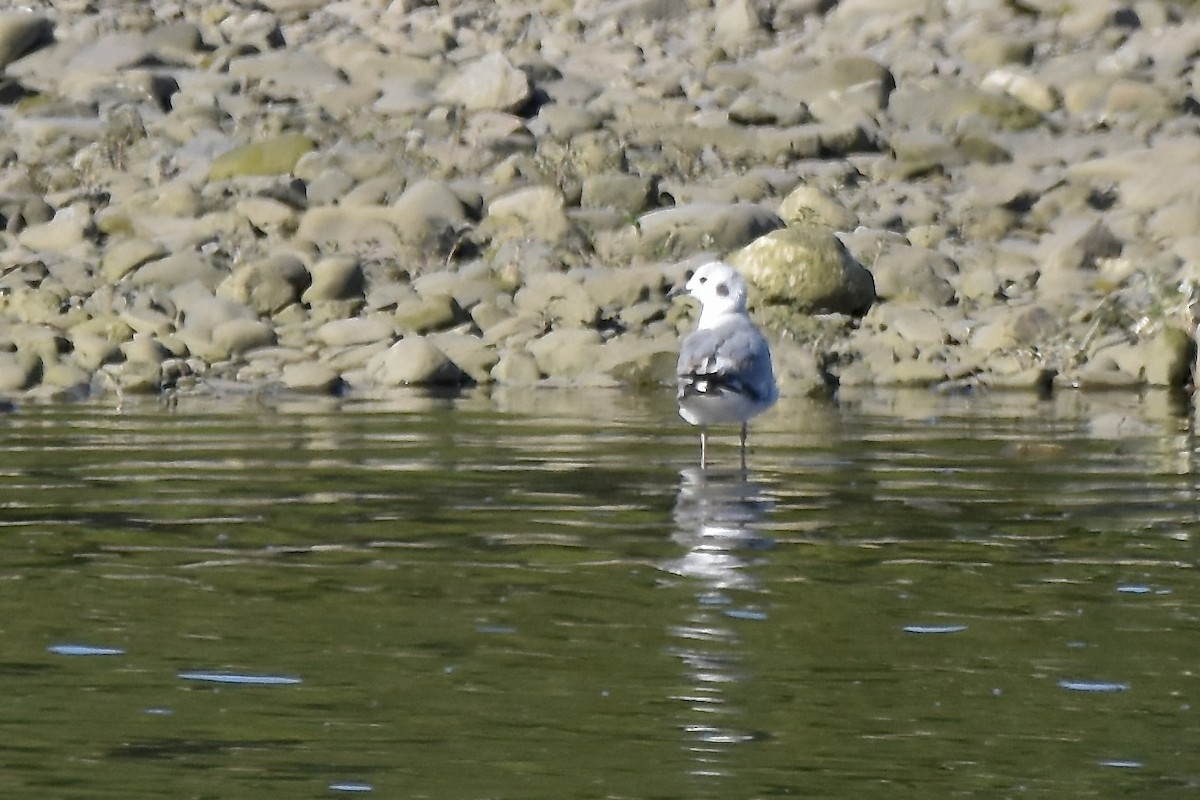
[674,261,778,470]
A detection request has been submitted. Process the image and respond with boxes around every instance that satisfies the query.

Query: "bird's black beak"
[667,269,695,299]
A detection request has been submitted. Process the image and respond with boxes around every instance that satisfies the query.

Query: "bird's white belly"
[678,391,768,426]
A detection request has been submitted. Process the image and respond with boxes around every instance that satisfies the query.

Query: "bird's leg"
[739,422,748,473]
[700,429,708,470]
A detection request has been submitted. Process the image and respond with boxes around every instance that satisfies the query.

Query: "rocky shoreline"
[0,0,1197,404]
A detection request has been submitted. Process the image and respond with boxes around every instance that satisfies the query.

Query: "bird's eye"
[697,276,707,284]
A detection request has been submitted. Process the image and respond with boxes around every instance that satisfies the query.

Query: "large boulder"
[729,224,876,315]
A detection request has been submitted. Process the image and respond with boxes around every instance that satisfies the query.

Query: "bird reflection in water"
[660,467,775,789]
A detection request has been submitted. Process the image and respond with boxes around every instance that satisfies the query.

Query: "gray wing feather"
[677,319,774,402]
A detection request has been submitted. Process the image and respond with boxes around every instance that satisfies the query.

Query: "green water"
[1,387,1198,798]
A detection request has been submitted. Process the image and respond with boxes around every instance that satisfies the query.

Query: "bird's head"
[681,261,749,320]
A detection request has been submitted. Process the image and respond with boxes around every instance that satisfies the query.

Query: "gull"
[674,261,778,470]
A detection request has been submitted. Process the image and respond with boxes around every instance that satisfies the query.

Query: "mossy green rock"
[209,133,315,181]
[729,224,876,315]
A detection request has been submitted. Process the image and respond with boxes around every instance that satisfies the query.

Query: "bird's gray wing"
[677,320,774,403]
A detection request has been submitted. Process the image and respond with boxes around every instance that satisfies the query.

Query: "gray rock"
[575,0,694,25]
[0,11,51,70]
[1102,80,1176,125]
[236,347,310,384]
[365,336,469,386]
[3,287,70,325]
[101,238,168,283]
[1073,351,1144,389]
[1039,218,1123,274]
[593,334,675,385]
[210,318,277,359]
[888,83,1044,133]
[1143,327,1194,388]
[439,52,531,113]
[529,104,602,140]
[772,338,835,397]
[981,67,1060,113]
[470,297,518,335]
[514,272,597,327]
[714,0,766,52]
[0,350,41,391]
[960,33,1035,70]
[393,294,462,334]
[6,324,65,364]
[580,173,655,212]
[227,50,346,96]
[17,205,92,255]
[868,243,958,305]
[41,361,90,393]
[777,185,858,230]
[305,168,357,207]
[412,270,499,310]
[121,333,169,365]
[303,257,365,303]
[491,349,542,385]
[235,197,298,232]
[480,312,543,348]
[71,332,122,371]
[1010,305,1060,346]
[315,315,396,348]
[619,203,784,260]
[581,265,668,309]
[218,253,310,315]
[426,332,498,383]
[763,56,895,123]
[132,251,225,290]
[326,340,391,373]
[297,206,409,253]
[394,179,472,232]
[104,360,165,395]
[374,76,436,116]
[485,185,571,243]
[172,283,255,343]
[888,307,951,347]
[281,361,344,393]
[526,328,603,378]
